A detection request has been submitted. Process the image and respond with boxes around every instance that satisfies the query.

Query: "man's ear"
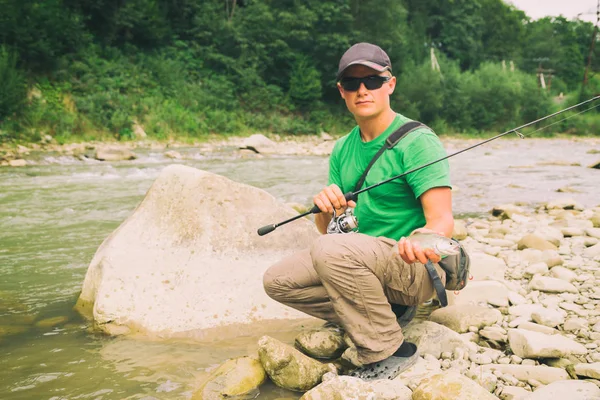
[387,76,396,96]
[337,82,346,99]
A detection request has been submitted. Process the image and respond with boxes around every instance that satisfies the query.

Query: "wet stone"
[192,356,266,400]
[34,316,69,329]
[294,327,347,360]
[258,335,333,392]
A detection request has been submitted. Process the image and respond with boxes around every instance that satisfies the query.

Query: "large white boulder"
[75,165,320,338]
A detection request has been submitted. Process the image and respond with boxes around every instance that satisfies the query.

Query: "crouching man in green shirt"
[263,42,453,380]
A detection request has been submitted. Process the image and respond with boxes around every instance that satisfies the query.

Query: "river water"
[1,138,599,399]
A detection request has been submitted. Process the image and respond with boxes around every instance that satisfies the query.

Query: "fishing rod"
[257,95,600,236]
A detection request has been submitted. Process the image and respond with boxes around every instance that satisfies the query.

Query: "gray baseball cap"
[337,42,392,80]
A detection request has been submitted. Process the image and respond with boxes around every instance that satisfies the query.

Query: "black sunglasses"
[339,75,391,91]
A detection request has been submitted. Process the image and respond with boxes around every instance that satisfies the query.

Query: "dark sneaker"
[321,321,344,333]
[391,303,417,328]
[347,342,419,381]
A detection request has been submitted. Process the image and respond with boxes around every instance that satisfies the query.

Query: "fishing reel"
[327,207,358,234]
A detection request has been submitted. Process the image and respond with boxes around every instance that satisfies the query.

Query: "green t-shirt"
[328,114,451,240]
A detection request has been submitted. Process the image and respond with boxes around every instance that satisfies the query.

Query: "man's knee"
[263,267,284,301]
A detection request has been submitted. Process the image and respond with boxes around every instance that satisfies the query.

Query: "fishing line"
[257,95,600,236]
[519,102,600,138]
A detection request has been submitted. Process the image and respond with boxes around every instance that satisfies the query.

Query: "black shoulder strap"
[354,121,424,192]
[425,261,448,307]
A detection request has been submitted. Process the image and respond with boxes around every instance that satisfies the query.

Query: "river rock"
[478,364,569,385]
[34,316,69,328]
[574,362,600,379]
[592,213,600,228]
[451,280,509,307]
[563,218,595,229]
[586,227,600,239]
[561,227,586,237]
[295,327,347,360]
[498,386,530,400]
[429,305,502,333]
[239,134,277,154]
[564,318,589,332]
[75,165,319,338]
[549,266,577,282]
[164,150,182,159]
[533,227,564,247]
[519,248,543,264]
[518,234,557,251]
[508,292,526,306]
[258,336,332,392]
[492,204,525,218]
[192,356,266,400]
[95,146,137,161]
[507,329,588,359]
[584,243,600,258]
[517,322,559,335]
[524,262,548,277]
[300,373,412,400]
[524,380,600,399]
[8,159,26,167]
[508,304,546,319]
[546,198,582,210]
[529,276,578,293]
[412,372,497,400]
[541,250,564,267]
[531,308,565,328]
[469,252,508,281]
[403,321,471,359]
[395,356,442,389]
[453,219,468,240]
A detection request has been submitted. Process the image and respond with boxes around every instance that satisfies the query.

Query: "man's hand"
[313,184,356,214]
[313,184,357,234]
[397,227,444,264]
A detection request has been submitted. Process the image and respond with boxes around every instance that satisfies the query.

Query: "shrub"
[0,47,27,121]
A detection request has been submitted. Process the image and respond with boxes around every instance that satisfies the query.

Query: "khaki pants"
[263,233,445,364]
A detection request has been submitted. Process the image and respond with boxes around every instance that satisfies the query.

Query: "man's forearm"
[422,214,454,238]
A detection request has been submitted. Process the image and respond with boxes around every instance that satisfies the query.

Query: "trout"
[406,232,460,256]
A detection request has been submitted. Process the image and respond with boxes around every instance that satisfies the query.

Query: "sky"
[507,0,598,23]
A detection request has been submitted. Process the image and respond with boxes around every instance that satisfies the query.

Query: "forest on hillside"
[1,0,598,143]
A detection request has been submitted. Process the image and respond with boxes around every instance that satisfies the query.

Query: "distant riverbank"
[2,131,600,167]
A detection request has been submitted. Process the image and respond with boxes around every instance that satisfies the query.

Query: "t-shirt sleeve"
[327,141,343,189]
[401,129,451,199]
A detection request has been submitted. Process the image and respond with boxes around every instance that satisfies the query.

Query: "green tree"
[288,55,322,109]
[0,47,27,120]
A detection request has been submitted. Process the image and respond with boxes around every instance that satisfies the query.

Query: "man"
[263,42,453,380]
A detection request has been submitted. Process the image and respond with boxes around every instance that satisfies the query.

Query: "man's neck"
[358,109,397,142]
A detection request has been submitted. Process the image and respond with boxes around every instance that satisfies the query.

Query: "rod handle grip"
[257,224,276,236]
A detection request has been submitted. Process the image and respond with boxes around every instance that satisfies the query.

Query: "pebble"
[527,378,542,387]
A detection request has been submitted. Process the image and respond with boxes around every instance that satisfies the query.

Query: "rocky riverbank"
[2,133,600,168]
[0,133,340,166]
[193,198,600,399]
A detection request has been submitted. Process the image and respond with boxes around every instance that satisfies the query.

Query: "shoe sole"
[348,349,419,381]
